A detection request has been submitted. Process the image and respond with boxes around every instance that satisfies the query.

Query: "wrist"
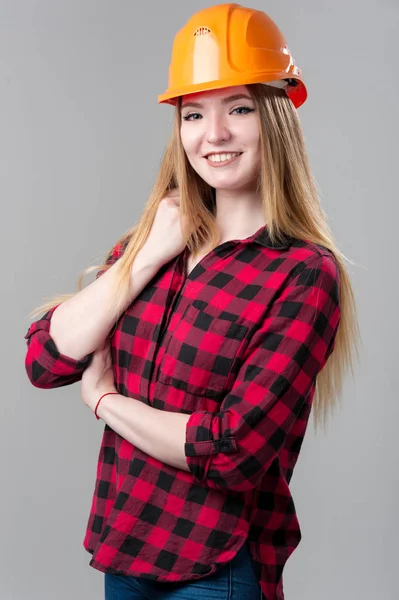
[93,389,118,420]
[135,247,165,273]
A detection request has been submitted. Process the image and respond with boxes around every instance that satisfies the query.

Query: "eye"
[231,106,255,115]
[182,112,202,121]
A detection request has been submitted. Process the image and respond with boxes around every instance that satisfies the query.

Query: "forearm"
[50,252,160,361]
[96,393,191,472]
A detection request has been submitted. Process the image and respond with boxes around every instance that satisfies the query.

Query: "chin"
[202,174,253,191]
[196,168,238,185]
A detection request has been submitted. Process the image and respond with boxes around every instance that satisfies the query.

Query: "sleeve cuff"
[184,411,237,481]
[25,306,93,376]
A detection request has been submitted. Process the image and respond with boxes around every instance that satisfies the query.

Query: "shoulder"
[283,238,339,281]
[289,242,340,313]
[267,239,341,309]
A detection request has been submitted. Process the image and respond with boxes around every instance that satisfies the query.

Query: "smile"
[205,152,243,166]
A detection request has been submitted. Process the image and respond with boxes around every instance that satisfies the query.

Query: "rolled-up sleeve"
[184,253,341,492]
[24,242,124,389]
[24,305,93,388]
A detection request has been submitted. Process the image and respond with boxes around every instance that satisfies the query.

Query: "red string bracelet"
[94,391,119,420]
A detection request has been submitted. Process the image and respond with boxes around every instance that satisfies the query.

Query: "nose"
[206,113,231,144]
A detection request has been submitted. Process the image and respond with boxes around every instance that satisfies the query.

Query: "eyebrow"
[181,93,253,109]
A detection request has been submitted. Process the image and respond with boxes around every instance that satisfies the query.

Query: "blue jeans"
[104,542,264,599]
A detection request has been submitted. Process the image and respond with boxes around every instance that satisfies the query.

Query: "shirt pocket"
[158,303,249,399]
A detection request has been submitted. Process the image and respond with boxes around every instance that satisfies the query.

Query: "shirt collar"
[248,225,293,250]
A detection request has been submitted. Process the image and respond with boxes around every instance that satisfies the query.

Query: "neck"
[214,188,267,243]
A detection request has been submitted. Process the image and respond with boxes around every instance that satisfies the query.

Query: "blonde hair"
[29,84,361,432]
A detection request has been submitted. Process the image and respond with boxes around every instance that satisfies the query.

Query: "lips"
[204,152,243,165]
[204,151,242,158]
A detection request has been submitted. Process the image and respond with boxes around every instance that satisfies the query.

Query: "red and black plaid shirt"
[25,225,340,600]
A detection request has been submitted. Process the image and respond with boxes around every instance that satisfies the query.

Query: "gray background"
[2,0,397,598]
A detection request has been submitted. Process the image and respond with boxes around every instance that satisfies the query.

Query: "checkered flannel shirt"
[25,225,340,600]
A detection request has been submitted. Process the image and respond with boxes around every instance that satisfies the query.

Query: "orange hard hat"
[158,3,307,109]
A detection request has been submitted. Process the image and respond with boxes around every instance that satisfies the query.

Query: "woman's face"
[180,85,261,192]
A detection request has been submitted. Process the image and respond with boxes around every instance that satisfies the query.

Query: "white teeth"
[207,152,241,163]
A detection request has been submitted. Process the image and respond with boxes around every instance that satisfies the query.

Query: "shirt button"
[220,440,231,451]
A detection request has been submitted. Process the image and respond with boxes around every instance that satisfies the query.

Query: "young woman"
[24,4,360,599]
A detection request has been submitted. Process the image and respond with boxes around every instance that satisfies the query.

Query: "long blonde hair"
[29,84,361,432]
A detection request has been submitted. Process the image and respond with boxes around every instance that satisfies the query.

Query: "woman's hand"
[139,188,190,267]
[81,340,117,413]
